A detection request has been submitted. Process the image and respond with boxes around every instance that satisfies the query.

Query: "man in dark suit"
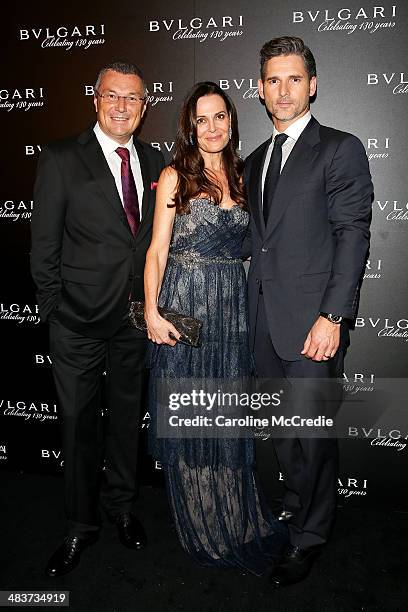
[30,62,164,577]
[244,37,373,586]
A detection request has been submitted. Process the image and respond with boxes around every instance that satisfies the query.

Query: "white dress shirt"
[261,111,312,200]
[94,122,144,218]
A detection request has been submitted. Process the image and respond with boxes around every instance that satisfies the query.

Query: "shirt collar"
[272,110,312,143]
[94,122,134,158]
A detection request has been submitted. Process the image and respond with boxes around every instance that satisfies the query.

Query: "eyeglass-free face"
[93,70,147,144]
[258,54,316,131]
[196,94,230,157]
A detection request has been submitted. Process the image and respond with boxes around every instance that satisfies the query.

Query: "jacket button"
[261,247,268,253]
[255,278,259,284]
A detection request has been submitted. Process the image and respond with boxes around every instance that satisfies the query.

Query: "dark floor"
[0,470,407,612]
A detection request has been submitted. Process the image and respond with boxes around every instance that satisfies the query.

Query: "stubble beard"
[270,100,309,124]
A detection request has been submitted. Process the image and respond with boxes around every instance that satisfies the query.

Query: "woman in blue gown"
[144,82,287,575]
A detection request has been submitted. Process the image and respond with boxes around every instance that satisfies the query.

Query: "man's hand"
[301,316,340,361]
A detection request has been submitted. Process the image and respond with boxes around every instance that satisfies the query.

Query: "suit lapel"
[77,128,131,234]
[265,116,321,237]
[248,140,270,237]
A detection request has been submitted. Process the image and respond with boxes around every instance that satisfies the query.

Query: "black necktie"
[263,133,289,225]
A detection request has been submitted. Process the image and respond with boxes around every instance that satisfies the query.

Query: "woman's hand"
[145,309,181,346]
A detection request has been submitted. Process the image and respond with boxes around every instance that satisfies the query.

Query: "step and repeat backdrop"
[1,0,407,508]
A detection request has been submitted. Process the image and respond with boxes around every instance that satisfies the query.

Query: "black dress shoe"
[115,512,147,549]
[278,510,294,522]
[269,545,321,587]
[45,535,96,577]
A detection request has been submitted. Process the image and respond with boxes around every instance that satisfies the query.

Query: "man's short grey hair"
[94,61,148,96]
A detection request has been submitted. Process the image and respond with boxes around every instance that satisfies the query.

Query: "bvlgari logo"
[355,316,408,341]
[148,15,244,42]
[146,82,174,106]
[34,354,52,366]
[1,400,58,422]
[0,303,40,325]
[0,444,7,461]
[0,88,45,112]
[141,411,150,430]
[25,145,42,157]
[343,371,375,394]
[376,199,408,220]
[41,449,64,467]
[279,472,368,497]
[293,5,397,34]
[19,24,105,51]
[219,78,258,100]
[85,82,174,106]
[337,476,368,497]
[363,258,382,280]
[151,140,244,153]
[367,72,408,94]
[0,200,33,222]
[349,427,408,452]
[151,141,175,154]
[366,137,390,161]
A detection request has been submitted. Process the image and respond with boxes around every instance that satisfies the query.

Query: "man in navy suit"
[244,37,373,586]
[31,62,164,576]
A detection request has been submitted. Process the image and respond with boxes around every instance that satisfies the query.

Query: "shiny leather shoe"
[270,545,321,587]
[278,510,294,522]
[45,535,96,577]
[115,512,147,549]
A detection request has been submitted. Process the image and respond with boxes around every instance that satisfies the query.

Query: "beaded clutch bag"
[129,301,202,347]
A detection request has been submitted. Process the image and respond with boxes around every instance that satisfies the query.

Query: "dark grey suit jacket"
[244,116,373,361]
[30,125,164,339]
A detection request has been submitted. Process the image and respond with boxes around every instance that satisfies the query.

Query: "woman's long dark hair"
[169,81,246,214]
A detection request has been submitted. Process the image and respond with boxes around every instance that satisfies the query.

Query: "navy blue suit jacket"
[244,116,373,360]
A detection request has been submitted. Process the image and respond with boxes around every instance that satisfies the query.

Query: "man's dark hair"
[260,36,317,81]
[94,61,148,95]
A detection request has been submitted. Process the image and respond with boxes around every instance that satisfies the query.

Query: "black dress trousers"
[49,313,147,538]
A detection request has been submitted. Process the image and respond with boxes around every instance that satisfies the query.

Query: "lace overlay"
[148,199,287,574]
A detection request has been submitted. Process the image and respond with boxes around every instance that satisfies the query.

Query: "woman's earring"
[189,135,194,146]
[228,126,232,140]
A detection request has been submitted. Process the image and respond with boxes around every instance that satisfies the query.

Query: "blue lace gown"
[148,198,287,575]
